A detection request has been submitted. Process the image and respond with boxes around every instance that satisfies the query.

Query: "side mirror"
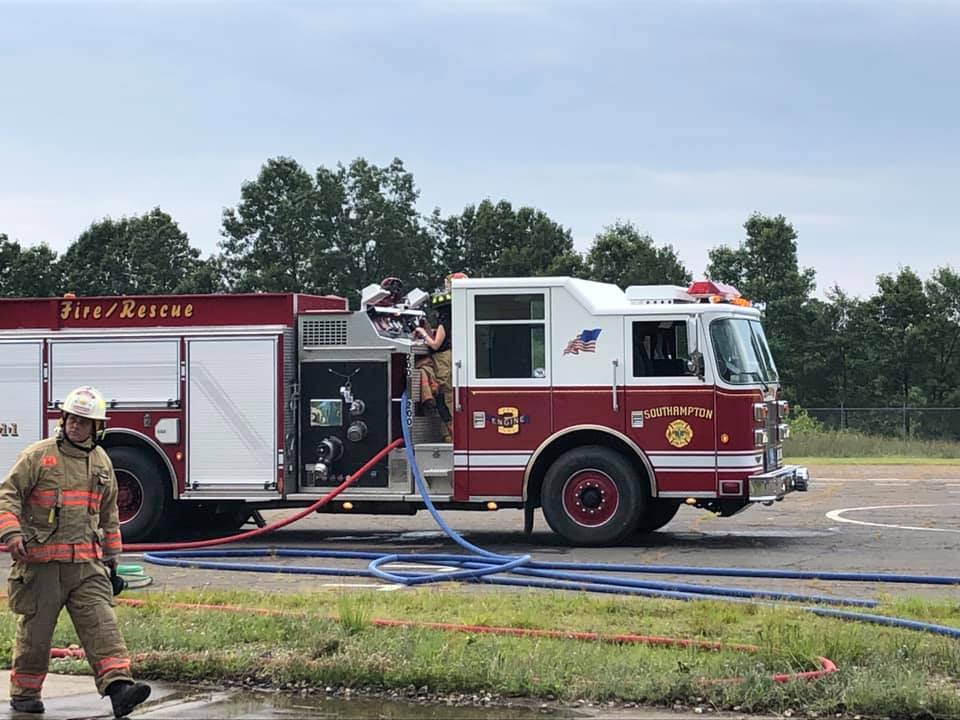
[688,351,705,379]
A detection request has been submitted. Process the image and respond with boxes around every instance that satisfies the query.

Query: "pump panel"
[299,360,389,488]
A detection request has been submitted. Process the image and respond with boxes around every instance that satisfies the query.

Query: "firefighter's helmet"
[62,386,109,421]
[59,386,108,445]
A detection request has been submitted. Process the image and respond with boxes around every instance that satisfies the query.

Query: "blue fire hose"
[142,393,960,638]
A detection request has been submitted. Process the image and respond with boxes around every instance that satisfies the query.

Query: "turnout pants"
[7,560,133,698]
[417,350,454,441]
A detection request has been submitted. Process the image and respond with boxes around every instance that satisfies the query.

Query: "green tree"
[584,221,690,288]
[175,257,228,294]
[323,158,434,301]
[0,234,60,297]
[702,245,743,288]
[706,213,817,403]
[789,297,836,409]
[220,157,330,293]
[60,208,201,295]
[707,213,815,304]
[822,286,857,411]
[432,199,581,281]
[220,156,432,303]
[921,266,960,408]
[870,268,930,433]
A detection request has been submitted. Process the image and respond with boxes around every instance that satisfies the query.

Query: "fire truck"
[0,277,807,546]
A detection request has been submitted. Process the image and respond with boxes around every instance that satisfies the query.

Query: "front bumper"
[748,464,809,502]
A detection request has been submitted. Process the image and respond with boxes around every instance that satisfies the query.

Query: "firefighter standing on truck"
[414,273,465,442]
[0,386,151,717]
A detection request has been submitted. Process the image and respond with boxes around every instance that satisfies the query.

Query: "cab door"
[622,316,716,497]
[457,288,552,502]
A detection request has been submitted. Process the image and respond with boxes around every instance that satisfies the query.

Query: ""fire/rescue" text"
[60,299,195,322]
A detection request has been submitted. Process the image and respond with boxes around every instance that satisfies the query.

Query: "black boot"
[9,697,45,713]
[107,680,151,718]
[435,394,452,423]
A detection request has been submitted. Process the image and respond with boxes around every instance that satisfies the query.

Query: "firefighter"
[0,386,151,717]
[413,273,465,442]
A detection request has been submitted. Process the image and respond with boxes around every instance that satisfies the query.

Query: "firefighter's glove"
[109,563,126,596]
[6,535,27,563]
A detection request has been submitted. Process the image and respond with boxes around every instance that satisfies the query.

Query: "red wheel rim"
[116,470,144,524]
[561,470,619,527]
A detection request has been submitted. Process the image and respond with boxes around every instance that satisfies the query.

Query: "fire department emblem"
[665,419,693,448]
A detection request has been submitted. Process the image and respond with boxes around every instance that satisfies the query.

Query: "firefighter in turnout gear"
[0,386,151,717]
[414,273,464,442]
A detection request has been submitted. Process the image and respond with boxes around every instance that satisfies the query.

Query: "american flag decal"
[563,328,602,355]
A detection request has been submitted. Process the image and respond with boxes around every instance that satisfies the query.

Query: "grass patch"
[784,429,960,460]
[3,589,958,717]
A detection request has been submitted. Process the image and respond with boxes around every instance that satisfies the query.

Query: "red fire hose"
[45,596,838,685]
[124,438,404,552]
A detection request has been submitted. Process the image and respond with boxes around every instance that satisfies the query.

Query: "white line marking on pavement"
[826,504,960,533]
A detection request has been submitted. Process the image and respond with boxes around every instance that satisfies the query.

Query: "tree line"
[1,156,958,437]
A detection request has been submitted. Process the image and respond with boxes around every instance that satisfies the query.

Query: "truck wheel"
[107,446,172,543]
[635,499,682,534]
[541,446,643,546]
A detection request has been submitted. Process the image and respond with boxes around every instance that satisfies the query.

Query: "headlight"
[753,403,768,423]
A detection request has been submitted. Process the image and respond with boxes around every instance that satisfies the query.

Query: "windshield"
[709,318,779,385]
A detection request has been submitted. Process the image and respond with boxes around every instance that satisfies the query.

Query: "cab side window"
[632,320,692,377]
[474,294,546,379]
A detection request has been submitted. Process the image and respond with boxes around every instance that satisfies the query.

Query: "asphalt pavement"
[115,466,960,602]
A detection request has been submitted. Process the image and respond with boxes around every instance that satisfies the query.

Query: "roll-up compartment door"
[0,342,43,473]
[187,337,278,491]
[50,339,180,406]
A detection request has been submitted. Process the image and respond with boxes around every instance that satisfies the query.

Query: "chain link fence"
[804,407,960,440]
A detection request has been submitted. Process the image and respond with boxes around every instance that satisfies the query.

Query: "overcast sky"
[1,0,957,298]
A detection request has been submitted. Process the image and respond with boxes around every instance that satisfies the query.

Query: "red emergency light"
[686,280,751,307]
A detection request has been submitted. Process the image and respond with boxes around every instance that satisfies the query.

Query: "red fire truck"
[0,277,807,545]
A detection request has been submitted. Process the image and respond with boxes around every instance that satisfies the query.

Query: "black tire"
[635,499,682,534]
[541,446,644,546]
[107,446,172,543]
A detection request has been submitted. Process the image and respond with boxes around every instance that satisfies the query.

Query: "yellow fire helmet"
[62,385,109,421]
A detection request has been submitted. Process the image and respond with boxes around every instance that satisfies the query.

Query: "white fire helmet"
[62,386,109,421]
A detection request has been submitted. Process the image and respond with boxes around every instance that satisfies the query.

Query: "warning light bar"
[686,280,752,307]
